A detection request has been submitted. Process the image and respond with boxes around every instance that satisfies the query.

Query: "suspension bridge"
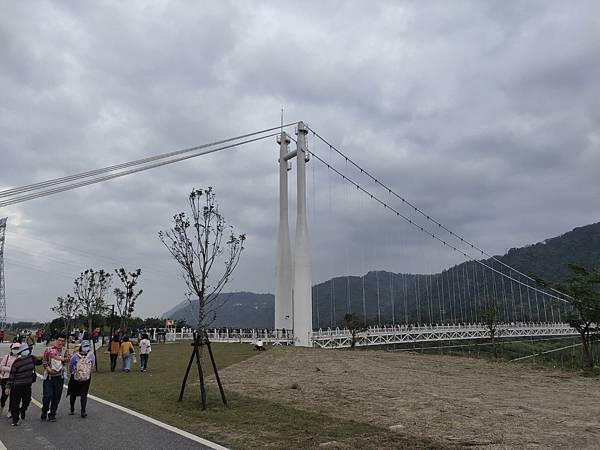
[0,121,577,347]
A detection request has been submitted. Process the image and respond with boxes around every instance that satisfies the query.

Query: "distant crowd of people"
[108,332,152,373]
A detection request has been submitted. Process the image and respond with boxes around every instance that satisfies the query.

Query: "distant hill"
[164,222,600,329]
[163,292,273,329]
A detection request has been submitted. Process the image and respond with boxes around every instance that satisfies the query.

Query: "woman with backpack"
[0,342,21,416]
[67,340,94,418]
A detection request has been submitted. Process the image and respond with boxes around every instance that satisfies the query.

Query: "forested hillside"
[165,222,600,329]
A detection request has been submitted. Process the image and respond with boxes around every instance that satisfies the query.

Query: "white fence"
[148,322,578,349]
[311,322,578,349]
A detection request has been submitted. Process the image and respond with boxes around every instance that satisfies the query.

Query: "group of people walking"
[109,333,151,373]
[0,333,94,426]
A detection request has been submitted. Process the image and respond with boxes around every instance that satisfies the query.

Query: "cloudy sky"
[1,1,599,322]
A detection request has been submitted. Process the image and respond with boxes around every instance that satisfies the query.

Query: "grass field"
[80,342,449,449]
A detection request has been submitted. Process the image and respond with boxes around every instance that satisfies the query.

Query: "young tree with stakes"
[74,268,112,371]
[159,187,245,410]
[51,294,82,335]
[343,312,366,349]
[114,268,143,333]
[481,305,499,358]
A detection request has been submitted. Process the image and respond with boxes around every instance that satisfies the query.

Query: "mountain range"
[163,221,600,329]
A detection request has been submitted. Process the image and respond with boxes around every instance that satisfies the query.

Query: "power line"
[0,132,280,208]
[0,123,295,199]
[305,125,571,301]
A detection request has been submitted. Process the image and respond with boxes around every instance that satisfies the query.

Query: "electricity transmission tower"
[0,217,6,328]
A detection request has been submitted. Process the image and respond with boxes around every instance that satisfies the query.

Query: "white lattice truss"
[202,322,578,349]
[311,322,578,349]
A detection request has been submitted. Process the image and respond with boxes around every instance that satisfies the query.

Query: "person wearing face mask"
[67,340,95,418]
[5,343,42,426]
[0,342,21,416]
[41,333,70,422]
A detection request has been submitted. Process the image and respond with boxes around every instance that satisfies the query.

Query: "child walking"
[139,333,151,372]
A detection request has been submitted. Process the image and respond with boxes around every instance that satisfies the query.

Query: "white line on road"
[0,438,7,450]
[85,393,230,450]
[35,373,228,450]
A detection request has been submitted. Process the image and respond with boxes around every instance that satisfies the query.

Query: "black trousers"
[0,379,8,408]
[69,394,88,413]
[110,354,118,372]
[9,384,31,423]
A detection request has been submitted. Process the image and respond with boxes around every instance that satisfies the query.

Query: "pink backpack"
[74,356,92,381]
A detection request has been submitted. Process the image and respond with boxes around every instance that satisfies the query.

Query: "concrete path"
[0,343,224,450]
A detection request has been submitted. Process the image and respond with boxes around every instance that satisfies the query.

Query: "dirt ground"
[219,347,600,449]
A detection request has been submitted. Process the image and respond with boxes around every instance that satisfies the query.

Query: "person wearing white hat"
[67,340,95,418]
[0,342,21,416]
[5,342,42,426]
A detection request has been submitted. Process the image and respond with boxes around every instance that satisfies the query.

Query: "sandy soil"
[219,347,600,449]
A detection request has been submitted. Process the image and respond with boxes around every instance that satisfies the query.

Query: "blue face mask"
[20,350,30,357]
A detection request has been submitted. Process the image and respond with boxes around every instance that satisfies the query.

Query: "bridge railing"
[152,322,577,348]
[310,322,578,349]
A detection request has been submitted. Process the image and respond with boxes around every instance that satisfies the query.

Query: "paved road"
[0,343,221,450]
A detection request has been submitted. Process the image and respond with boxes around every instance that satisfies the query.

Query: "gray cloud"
[1,1,599,321]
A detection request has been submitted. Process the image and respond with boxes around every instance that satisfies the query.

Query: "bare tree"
[51,294,82,334]
[74,268,112,370]
[114,268,143,333]
[159,187,245,410]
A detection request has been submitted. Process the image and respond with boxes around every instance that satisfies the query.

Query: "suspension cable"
[305,125,571,300]
[0,132,279,208]
[0,124,296,199]
[304,145,568,303]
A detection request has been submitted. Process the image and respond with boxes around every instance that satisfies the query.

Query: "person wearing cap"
[41,332,70,422]
[67,340,95,418]
[0,342,21,416]
[5,342,42,426]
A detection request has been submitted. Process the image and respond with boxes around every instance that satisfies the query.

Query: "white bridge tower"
[275,122,313,347]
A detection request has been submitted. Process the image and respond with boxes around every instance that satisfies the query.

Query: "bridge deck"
[199,322,577,349]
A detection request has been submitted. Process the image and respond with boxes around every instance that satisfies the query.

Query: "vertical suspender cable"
[472,262,480,321]
[376,271,381,326]
[403,273,408,324]
[390,272,395,325]
[436,273,443,323]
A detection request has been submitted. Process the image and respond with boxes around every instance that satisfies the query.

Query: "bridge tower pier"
[275,132,292,333]
[275,122,313,347]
